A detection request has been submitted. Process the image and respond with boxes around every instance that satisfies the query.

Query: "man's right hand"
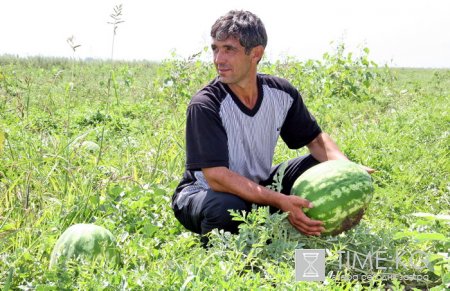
[278,195,325,236]
[202,167,325,235]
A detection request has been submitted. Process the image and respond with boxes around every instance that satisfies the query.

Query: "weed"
[0,44,448,289]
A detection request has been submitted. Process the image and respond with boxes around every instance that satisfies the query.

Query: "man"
[171,10,373,240]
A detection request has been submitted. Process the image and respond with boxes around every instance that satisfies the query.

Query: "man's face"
[211,37,253,85]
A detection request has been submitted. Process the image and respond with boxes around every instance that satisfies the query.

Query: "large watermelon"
[291,160,374,235]
[49,223,120,269]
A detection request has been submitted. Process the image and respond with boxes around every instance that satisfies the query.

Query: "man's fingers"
[289,218,323,235]
[359,164,376,174]
[283,196,326,235]
[295,208,323,227]
[292,197,314,208]
[289,210,325,234]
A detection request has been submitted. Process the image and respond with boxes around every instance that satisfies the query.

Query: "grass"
[0,49,448,290]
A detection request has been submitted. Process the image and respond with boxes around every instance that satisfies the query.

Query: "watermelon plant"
[292,160,374,235]
[0,43,448,289]
[49,223,120,269]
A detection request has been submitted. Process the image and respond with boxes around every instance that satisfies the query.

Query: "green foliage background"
[0,45,448,290]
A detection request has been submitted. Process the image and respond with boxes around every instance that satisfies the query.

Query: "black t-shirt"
[172,74,321,211]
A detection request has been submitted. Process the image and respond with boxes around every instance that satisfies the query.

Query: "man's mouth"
[217,67,231,74]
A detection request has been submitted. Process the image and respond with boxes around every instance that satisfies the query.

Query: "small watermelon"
[292,160,374,235]
[49,223,120,269]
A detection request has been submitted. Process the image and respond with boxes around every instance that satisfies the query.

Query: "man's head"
[211,10,267,55]
[210,11,267,85]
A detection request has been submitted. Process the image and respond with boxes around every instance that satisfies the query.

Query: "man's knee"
[277,154,320,195]
[201,192,250,235]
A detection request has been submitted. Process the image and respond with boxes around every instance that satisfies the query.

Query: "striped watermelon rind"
[292,160,374,235]
[49,223,120,269]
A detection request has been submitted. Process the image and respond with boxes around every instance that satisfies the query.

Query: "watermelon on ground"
[291,160,374,235]
[49,223,120,269]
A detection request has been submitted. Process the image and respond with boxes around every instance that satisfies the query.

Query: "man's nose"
[214,50,225,64]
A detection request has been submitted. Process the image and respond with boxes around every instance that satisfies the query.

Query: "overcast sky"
[0,0,449,67]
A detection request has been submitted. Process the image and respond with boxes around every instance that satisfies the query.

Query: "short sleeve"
[185,103,229,170]
[280,91,322,149]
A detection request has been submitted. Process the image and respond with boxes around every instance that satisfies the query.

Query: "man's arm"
[307,132,375,173]
[202,167,325,235]
[307,132,348,161]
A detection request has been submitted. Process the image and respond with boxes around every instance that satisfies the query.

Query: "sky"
[0,0,449,68]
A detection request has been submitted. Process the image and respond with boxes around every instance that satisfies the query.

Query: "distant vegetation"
[0,43,449,289]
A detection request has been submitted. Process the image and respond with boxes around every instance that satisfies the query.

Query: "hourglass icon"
[302,252,319,277]
[295,249,325,281]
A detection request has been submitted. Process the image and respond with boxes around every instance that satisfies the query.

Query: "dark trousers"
[173,154,319,235]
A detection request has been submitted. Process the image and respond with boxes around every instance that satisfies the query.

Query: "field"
[0,47,449,290]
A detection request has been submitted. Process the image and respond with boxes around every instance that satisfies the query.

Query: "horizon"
[1,53,449,70]
[1,0,449,68]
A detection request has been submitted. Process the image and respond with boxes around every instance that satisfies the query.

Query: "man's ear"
[251,45,265,63]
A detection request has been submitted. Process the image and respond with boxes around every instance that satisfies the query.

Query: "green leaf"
[414,233,448,242]
[0,130,4,153]
[394,231,448,242]
[442,272,450,285]
[143,223,158,238]
[412,212,450,222]
[2,267,13,291]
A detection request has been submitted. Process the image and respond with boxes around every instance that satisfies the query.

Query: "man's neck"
[228,74,259,110]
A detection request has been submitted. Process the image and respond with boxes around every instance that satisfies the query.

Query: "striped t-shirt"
[172,74,321,210]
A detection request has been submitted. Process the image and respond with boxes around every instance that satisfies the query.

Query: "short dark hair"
[211,10,267,54]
